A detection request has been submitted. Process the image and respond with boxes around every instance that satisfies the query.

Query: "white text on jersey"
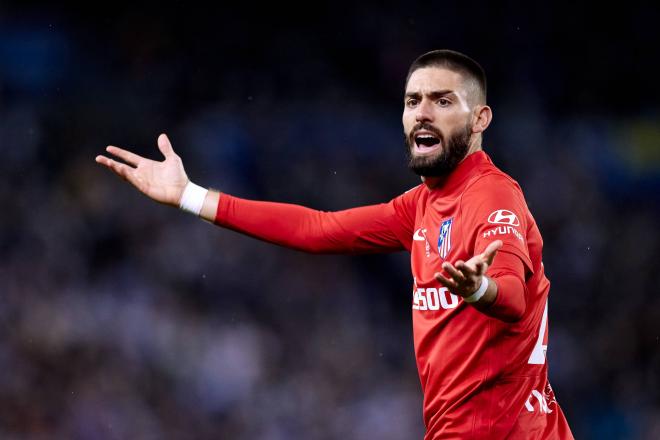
[482,225,524,242]
[413,287,459,310]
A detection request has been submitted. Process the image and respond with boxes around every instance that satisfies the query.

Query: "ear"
[471,105,492,134]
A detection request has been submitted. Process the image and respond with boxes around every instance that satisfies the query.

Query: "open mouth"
[413,132,442,154]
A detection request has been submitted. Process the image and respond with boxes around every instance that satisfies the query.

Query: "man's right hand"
[96,133,190,207]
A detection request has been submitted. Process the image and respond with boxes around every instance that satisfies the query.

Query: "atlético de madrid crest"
[437,218,453,259]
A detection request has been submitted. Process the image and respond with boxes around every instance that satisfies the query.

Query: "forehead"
[405,67,466,95]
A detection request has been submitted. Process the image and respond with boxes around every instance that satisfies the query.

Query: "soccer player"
[96,49,574,439]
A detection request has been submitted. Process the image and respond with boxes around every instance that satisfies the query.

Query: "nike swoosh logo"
[413,228,427,241]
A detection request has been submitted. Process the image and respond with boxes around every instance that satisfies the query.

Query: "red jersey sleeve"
[485,250,527,322]
[460,173,534,275]
[214,185,425,254]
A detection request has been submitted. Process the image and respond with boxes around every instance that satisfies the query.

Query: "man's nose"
[415,99,434,123]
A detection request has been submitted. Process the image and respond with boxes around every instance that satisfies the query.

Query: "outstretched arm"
[96,134,414,253]
[214,193,410,254]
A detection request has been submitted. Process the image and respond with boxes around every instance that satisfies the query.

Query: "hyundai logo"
[487,209,520,226]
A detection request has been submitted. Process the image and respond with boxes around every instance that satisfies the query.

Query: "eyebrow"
[404,89,456,100]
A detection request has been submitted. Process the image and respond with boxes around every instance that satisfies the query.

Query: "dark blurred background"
[1,2,659,439]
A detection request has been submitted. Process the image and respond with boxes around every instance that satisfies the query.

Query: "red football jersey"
[215,150,574,439]
[400,151,573,439]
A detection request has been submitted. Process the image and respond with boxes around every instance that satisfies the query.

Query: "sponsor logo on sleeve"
[487,209,520,226]
[483,226,524,242]
[484,209,524,242]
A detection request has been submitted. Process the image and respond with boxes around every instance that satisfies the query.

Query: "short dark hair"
[406,49,487,104]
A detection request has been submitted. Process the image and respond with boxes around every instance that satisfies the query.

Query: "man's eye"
[407,99,418,107]
[438,98,451,106]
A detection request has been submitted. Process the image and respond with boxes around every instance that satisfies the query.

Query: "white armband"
[179,181,208,216]
[463,276,489,303]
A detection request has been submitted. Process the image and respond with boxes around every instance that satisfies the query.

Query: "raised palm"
[96,134,189,206]
[434,240,503,297]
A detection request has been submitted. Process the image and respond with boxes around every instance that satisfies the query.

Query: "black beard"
[404,122,471,177]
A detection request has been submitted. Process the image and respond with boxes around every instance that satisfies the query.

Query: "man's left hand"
[434,240,503,298]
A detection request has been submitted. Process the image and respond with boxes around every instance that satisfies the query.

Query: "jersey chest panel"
[410,196,466,287]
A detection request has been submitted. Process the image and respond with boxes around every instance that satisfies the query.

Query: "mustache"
[408,123,443,143]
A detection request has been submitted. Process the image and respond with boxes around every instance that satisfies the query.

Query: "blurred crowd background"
[1,3,659,439]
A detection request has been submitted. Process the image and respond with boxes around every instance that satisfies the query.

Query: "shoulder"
[459,167,529,217]
[397,183,428,202]
[464,166,524,198]
[404,183,426,194]
[388,183,428,220]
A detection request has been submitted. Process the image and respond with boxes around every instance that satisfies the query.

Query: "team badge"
[437,218,453,259]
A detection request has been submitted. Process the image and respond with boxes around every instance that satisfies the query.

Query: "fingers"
[157,133,175,158]
[482,240,503,266]
[473,260,486,276]
[442,261,467,282]
[95,155,136,182]
[105,145,144,167]
[434,272,457,290]
[457,259,489,279]
[433,241,503,297]
[95,154,119,169]
[455,259,476,273]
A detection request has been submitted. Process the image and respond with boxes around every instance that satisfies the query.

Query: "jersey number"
[528,300,548,365]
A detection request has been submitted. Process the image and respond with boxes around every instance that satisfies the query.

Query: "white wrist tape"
[463,276,489,303]
[179,181,208,216]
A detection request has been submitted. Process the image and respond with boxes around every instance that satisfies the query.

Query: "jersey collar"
[421,150,491,192]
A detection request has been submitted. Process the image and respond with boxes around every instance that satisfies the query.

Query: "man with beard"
[96,50,574,439]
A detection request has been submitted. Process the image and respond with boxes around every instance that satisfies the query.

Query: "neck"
[467,134,482,155]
